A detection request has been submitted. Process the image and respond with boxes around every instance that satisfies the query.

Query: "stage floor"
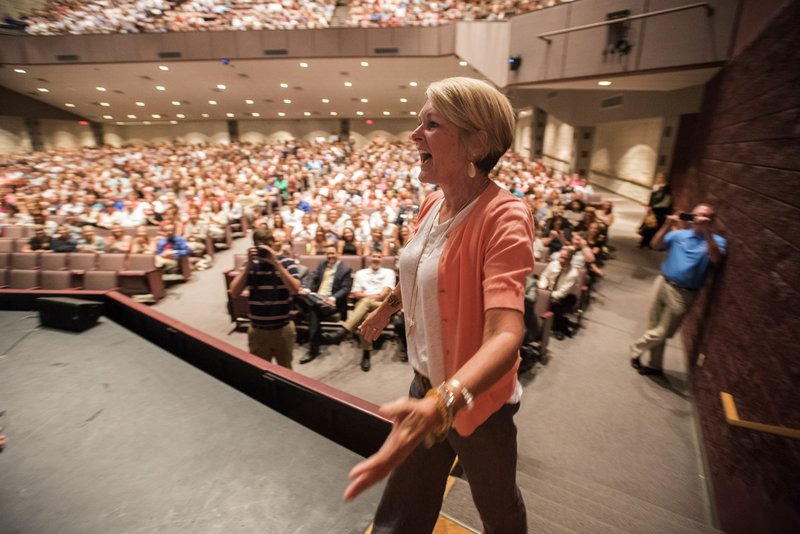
[0,311,383,533]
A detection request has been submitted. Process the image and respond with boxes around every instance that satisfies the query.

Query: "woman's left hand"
[343,395,442,501]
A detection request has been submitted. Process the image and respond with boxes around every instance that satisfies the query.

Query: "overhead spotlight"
[508,55,522,71]
[598,80,612,86]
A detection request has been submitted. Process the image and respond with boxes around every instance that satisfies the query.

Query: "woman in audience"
[307,227,330,255]
[346,77,532,533]
[76,225,106,253]
[337,226,362,256]
[106,223,132,253]
[130,226,156,254]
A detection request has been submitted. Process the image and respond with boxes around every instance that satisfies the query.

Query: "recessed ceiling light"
[14,68,26,74]
[383,111,391,116]
[356,111,364,116]
[99,102,110,107]
[176,113,185,118]
[304,111,311,116]
[459,61,468,66]
[103,115,112,119]
[409,111,417,115]
[96,86,106,92]
[360,61,369,67]
[226,112,234,117]
[278,112,286,117]
[245,99,254,104]
[136,101,145,106]
[252,112,260,117]
[170,120,177,124]
[321,98,330,103]
[128,114,136,119]
[283,99,292,104]
[598,80,612,86]
[208,100,217,105]
[201,113,209,118]
[156,85,166,91]
[360,98,368,103]
[159,65,169,71]
[409,81,418,87]
[171,101,181,106]
[37,87,48,92]
[299,62,308,68]
[65,103,75,107]
[116,122,123,125]
[144,121,151,125]
[400,98,408,103]
[217,84,226,90]
[152,114,160,118]
[330,111,337,116]
[280,83,288,88]
[344,81,352,87]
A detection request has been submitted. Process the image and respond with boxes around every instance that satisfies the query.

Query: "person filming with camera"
[630,203,726,376]
[229,228,302,370]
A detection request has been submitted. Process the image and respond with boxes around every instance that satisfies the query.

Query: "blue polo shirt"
[661,229,727,290]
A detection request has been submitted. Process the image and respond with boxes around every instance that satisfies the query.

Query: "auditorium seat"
[534,289,555,358]
[0,269,7,288]
[0,252,10,269]
[298,255,325,271]
[97,253,127,271]
[67,253,97,276]
[381,256,397,271]
[83,270,118,291]
[11,252,39,270]
[1,225,28,239]
[119,254,165,301]
[340,255,364,273]
[40,270,77,290]
[0,239,13,253]
[40,253,68,271]
[9,269,39,289]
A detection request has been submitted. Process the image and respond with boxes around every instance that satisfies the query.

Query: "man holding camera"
[229,228,302,369]
[630,203,726,375]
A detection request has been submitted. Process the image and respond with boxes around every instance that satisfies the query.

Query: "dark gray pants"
[372,375,527,534]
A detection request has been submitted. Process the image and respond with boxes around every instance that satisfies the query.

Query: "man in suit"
[297,244,353,364]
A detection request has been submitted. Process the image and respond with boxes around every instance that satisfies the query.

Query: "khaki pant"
[630,275,696,369]
[341,298,382,349]
[248,322,296,370]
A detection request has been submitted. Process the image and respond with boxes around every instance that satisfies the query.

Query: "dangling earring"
[467,161,477,178]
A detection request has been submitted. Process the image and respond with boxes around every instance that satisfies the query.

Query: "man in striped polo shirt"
[230,228,302,369]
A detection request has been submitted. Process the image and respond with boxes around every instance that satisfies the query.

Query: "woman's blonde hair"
[426,77,515,174]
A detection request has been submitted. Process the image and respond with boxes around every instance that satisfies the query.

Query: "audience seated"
[19,0,571,34]
[1,135,615,365]
[537,247,579,340]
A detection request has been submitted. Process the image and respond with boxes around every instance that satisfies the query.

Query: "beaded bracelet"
[422,387,453,448]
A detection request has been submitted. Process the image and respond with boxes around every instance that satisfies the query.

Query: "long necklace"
[406,181,488,336]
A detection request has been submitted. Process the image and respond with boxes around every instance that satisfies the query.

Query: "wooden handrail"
[720,392,800,440]
[538,2,714,41]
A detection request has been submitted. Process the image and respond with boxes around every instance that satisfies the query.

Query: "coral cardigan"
[414,181,535,435]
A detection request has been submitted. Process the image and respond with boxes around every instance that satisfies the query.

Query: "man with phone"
[229,228,302,369]
[630,203,727,375]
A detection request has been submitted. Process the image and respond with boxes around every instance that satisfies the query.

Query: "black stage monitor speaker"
[37,297,104,332]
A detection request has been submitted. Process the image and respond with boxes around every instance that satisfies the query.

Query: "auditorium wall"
[668,1,800,532]
[541,113,574,173]
[589,117,663,204]
[40,119,95,150]
[0,116,32,153]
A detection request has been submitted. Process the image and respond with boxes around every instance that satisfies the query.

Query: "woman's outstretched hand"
[344,396,441,501]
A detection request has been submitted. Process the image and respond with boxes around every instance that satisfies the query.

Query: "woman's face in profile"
[411,101,466,185]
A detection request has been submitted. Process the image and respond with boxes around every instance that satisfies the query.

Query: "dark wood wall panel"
[669,1,800,532]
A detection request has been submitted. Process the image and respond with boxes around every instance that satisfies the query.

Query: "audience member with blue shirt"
[630,204,726,375]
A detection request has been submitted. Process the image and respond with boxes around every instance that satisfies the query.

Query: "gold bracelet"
[422,387,453,448]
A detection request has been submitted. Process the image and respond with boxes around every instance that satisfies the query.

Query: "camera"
[257,246,270,258]
[679,212,696,222]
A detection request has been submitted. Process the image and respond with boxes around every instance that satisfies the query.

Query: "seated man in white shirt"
[322,251,396,372]
[537,247,579,340]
